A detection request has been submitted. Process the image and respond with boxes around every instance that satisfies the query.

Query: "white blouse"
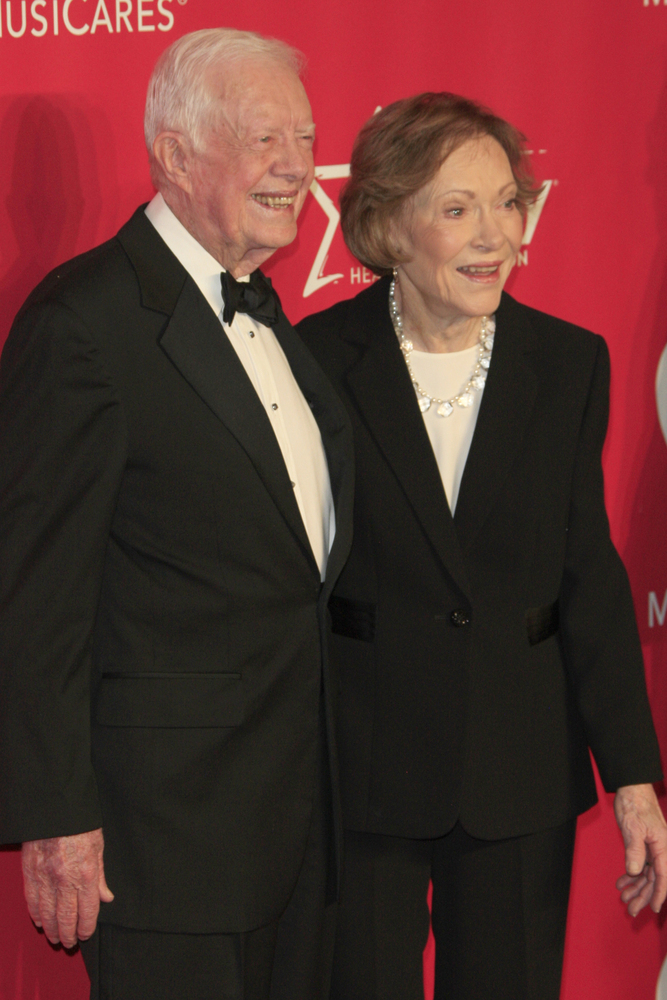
[410,343,484,514]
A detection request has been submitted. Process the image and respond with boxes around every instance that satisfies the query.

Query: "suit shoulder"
[297,295,355,341]
[297,277,388,348]
[502,292,599,342]
[1,236,131,385]
[296,298,358,376]
[3,221,154,381]
[501,292,606,367]
[15,236,133,325]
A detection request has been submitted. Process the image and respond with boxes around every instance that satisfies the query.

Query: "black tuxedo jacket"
[298,277,661,841]
[0,207,354,933]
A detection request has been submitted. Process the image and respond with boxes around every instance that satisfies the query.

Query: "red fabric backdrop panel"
[1,2,667,997]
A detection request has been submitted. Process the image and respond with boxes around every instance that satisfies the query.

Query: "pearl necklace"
[389,275,495,417]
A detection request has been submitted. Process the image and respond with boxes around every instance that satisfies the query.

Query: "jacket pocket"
[94,672,244,728]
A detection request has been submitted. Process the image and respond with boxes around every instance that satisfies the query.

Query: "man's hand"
[614,783,667,917]
[21,828,114,948]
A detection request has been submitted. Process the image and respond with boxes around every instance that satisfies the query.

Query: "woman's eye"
[503,198,517,209]
[446,207,464,217]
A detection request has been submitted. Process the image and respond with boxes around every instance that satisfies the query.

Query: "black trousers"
[80,739,335,1000]
[330,819,577,1000]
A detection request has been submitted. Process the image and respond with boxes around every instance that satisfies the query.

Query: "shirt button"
[271,403,278,411]
[249,331,255,338]
[450,609,471,627]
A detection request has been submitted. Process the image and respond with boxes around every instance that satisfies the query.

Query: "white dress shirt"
[145,193,335,579]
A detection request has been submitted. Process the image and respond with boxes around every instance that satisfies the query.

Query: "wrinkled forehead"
[419,137,515,202]
[205,57,312,134]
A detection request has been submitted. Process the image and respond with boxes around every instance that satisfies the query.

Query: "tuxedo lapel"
[161,287,320,568]
[453,293,539,546]
[272,313,355,591]
[117,208,319,572]
[342,281,471,599]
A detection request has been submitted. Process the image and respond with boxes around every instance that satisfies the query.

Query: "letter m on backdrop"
[648,591,667,627]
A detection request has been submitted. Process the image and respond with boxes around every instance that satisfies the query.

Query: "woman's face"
[394,135,524,324]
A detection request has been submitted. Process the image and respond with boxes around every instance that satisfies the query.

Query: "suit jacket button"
[450,609,471,627]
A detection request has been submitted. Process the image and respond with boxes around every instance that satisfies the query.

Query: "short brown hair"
[340,92,542,276]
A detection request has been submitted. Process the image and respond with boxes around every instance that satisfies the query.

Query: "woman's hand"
[614,783,667,916]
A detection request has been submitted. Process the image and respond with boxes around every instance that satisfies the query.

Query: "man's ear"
[152,132,194,194]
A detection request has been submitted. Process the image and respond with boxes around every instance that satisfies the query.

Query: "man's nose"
[272,138,312,180]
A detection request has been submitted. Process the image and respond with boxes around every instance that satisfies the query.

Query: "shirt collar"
[144,192,248,318]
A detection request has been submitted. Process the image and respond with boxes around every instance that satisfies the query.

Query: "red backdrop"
[2,2,667,997]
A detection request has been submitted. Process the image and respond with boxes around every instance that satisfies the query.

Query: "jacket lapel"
[453,292,539,546]
[271,313,355,591]
[116,208,324,573]
[342,279,471,599]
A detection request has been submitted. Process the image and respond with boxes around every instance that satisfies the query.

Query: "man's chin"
[250,227,299,257]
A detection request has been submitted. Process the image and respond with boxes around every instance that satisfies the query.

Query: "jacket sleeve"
[0,298,126,843]
[559,334,662,791]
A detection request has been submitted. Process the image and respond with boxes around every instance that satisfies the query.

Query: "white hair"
[144,28,305,156]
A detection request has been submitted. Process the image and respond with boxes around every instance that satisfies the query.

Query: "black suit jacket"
[0,207,354,933]
[297,277,661,841]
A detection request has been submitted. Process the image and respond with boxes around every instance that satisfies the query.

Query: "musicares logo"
[0,0,177,38]
[304,153,554,298]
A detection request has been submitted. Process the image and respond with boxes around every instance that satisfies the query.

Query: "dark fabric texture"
[526,600,559,646]
[0,206,355,936]
[297,278,662,843]
[79,734,336,1000]
[330,821,576,1000]
[329,595,377,642]
[80,922,279,1000]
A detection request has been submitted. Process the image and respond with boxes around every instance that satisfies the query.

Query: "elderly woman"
[297,93,667,1000]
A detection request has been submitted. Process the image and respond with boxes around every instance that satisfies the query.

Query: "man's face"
[186,58,315,276]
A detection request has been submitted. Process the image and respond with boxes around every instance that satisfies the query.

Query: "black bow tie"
[220,269,280,328]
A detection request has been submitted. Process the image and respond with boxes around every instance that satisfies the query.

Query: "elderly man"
[0,28,353,1000]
